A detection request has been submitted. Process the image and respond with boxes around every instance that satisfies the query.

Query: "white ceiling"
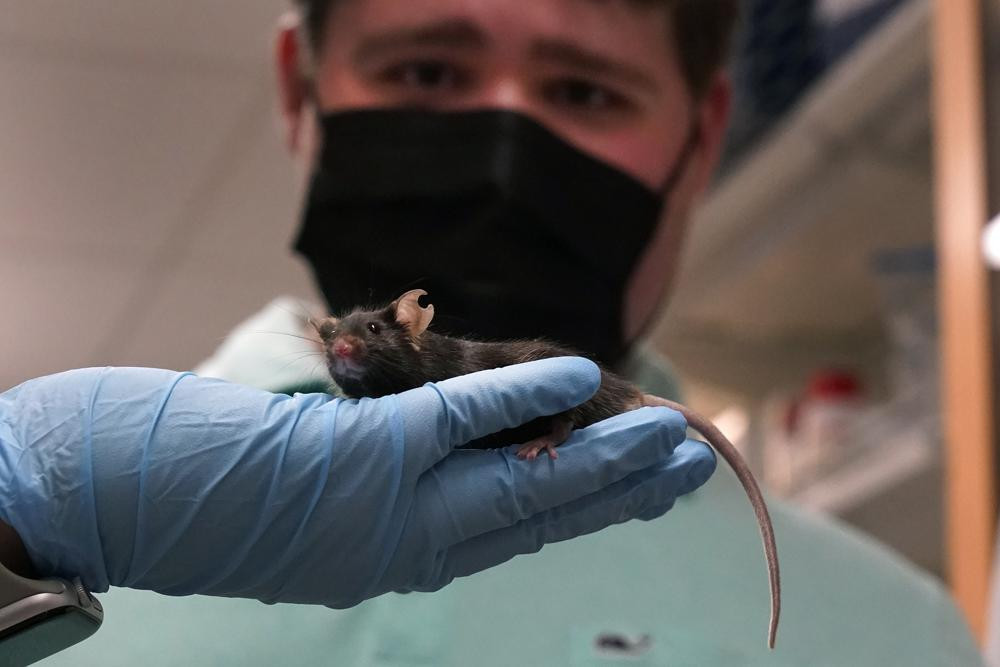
[0,2,321,390]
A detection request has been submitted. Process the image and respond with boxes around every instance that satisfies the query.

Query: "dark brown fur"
[316,300,640,448]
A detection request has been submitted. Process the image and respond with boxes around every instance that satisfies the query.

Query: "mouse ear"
[393,289,435,337]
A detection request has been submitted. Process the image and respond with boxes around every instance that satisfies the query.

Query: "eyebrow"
[529,40,658,92]
[352,19,489,66]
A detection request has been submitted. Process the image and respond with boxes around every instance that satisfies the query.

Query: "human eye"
[542,77,635,116]
[378,59,470,94]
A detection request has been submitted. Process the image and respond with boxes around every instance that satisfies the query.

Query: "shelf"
[784,382,940,513]
[648,0,944,572]
[652,0,933,397]
[788,427,936,511]
[780,381,944,575]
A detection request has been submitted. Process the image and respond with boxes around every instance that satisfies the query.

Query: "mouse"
[311,289,780,649]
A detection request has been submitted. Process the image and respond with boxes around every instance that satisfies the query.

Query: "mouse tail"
[642,394,781,649]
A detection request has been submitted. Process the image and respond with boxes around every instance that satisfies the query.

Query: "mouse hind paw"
[515,416,573,461]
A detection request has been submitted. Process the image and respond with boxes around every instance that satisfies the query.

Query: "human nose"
[464,75,533,115]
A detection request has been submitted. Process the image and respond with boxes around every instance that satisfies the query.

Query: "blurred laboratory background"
[3,0,1000,657]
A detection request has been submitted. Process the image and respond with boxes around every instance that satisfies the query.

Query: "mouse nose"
[333,338,358,360]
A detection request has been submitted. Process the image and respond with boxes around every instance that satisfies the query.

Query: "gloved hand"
[0,358,715,606]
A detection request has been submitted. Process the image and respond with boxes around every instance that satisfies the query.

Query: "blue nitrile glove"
[0,358,715,606]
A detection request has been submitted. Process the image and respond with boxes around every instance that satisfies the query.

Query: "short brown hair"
[292,0,739,98]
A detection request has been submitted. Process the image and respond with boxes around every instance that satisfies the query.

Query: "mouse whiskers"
[267,351,325,380]
[273,299,323,326]
[249,329,323,346]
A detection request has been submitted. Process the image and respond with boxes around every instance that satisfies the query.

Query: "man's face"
[276,0,731,338]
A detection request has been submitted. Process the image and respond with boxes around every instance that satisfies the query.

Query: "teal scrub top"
[42,299,982,666]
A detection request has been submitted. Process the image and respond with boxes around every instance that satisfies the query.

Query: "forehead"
[324,0,678,75]
[341,305,391,320]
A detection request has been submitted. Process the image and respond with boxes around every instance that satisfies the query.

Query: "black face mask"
[295,108,695,367]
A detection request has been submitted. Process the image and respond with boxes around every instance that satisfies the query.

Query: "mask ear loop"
[658,113,702,199]
[617,114,702,354]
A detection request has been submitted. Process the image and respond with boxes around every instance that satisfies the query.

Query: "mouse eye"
[368,322,380,335]
[316,320,337,339]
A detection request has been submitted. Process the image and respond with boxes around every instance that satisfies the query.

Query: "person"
[0,0,721,655]
[21,0,984,665]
